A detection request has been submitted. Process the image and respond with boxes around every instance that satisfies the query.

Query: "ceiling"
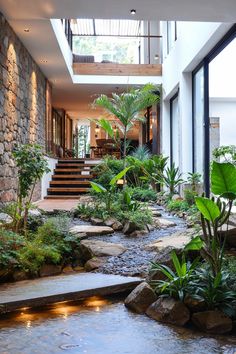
[0,0,235,119]
[1,0,236,22]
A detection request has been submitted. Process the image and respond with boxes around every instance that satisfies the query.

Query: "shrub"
[130,187,157,202]
[151,251,199,301]
[189,266,236,317]
[166,199,189,212]
[18,241,61,274]
[116,208,152,230]
[0,228,25,270]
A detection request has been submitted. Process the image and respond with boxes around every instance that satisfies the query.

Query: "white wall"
[209,98,236,146]
[41,157,58,199]
[160,21,232,178]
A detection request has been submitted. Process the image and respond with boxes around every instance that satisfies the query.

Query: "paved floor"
[34,199,80,212]
[0,273,141,313]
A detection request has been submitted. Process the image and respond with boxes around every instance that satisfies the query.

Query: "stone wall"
[0,13,46,205]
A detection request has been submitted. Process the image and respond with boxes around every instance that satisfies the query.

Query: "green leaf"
[171,251,182,277]
[211,161,236,200]
[195,197,220,222]
[110,167,131,186]
[90,181,107,193]
[213,272,222,288]
[184,236,203,251]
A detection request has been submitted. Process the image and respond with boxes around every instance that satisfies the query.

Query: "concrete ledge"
[0,273,141,314]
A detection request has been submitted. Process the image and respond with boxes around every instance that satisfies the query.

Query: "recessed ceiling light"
[24,28,30,33]
[41,60,48,63]
[130,9,136,15]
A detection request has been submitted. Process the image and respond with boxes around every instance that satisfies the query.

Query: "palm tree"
[94,84,160,159]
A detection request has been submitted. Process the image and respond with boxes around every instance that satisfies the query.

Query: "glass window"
[170,94,180,167]
[167,21,177,54]
[193,66,205,176]
[209,37,236,160]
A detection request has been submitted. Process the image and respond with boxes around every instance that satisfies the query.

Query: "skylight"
[70,19,141,37]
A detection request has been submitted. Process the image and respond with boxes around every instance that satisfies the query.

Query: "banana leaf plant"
[195,161,236,277]
[90,167,130,211]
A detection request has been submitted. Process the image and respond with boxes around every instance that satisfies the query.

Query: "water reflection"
[0,296,235,354]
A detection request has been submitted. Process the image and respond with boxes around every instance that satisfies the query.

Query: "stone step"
[0,273,141,314]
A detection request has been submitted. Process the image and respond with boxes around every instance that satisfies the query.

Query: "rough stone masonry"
[0,12,46,205]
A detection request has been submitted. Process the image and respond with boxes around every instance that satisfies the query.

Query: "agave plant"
[154,163,183,195]
[131,145,151,161]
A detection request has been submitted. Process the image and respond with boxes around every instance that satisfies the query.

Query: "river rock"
[125,282,157,313]
[192,310,232,334]
[130,230,149,237]
[147,246,176,282]
[105,217,123,231]
[79,240,127,260]
[39,264,62,277]
[69,225,114,237]
[0,212,13,225]
[28,209,42,217]
[218,224,236,247]
[123,221,137,234]
[145,229,194,252]
[154,217,176,228]
[90,217,104,226]
[146,297,190,326]
[84,257,108,271]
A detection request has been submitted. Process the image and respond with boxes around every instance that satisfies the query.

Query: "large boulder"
[144,229,195,253]
[123,221,137,235]
[0,213,13,225]
[39,264,62,277]
[69,225,114,237]
[105,218,123,231]
[147,246,176,282]
[192,311,232,334]
[154,217,176,228]
[90,217,104,226]
[146,297,190,326]
[84,257,108,271]
[125,282,157,313]
[218,224,236,248]
[79,240,127,260]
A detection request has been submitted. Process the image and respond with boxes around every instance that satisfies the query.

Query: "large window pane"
[193,66,204,175]
[170,94,180,167]
[209,37,236,160]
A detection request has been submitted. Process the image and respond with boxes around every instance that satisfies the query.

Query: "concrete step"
[0,273,141,314]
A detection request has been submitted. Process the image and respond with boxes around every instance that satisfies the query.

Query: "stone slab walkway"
[34,199,79,212]
[0,273,141,314]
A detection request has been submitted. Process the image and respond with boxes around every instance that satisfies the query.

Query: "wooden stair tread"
[55,169,92,172]
[48,187,90,192]
[45,196,81,199]
[52,175,93,179]
[56,163,98,167]
[50,181,90,185]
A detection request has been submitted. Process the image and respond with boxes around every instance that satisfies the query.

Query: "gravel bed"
[71,206,187,277]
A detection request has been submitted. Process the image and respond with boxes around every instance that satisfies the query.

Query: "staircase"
[45,158,100,199]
